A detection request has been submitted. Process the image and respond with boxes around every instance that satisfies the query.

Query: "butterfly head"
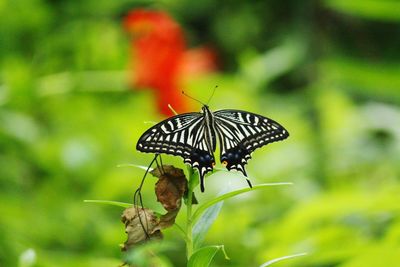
[201,105,214,118]
[201,105,209,112]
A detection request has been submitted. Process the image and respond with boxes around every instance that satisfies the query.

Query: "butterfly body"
[136,106,289,192]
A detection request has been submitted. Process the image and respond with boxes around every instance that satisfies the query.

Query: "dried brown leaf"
[151,165,187,211]
[121,207,162,251]
[121,165,188,252]
[158,209,179,229]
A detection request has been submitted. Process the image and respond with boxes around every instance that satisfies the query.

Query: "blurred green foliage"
[1,0,400,266]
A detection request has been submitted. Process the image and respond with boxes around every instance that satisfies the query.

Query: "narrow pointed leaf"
[116,163,153,172]
[193,200,223,249]
[260,252,307,267]
[193,187,230,249]
[188,245,228,267]
[191,182,292,224]
[84,199,132,208]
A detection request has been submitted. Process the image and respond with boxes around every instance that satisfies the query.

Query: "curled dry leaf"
[151,165,188,211]
[158,209,179,230]
[122,165,188,251]
[121,207,162,251]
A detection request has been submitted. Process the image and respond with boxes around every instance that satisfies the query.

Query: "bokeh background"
[1,0,400,266]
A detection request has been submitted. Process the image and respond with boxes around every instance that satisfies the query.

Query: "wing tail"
[200,174,205,192]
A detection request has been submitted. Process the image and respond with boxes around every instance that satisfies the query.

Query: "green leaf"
[124,241,175,267]
[187,166,199,190]
[193,199,224,249]
[191,182,292,224]
[193,187,230,249]
[116,163,153,172]
[188,245,229,267]
[83,199,132,208]
[324,0,400,22]
[260,252,307,266]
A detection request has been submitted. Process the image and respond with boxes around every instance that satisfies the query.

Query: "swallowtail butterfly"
[136,105,289,192]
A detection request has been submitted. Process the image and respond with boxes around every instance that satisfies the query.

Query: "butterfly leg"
[133,153,159,239]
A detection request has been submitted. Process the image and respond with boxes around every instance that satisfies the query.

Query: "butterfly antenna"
[182,91,205,106]
[206,85,218,106]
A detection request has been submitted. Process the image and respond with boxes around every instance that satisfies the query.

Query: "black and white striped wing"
[136,113,216,192]
[214,110,289,176]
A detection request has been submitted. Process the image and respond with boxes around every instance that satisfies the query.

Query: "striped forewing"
[136,113,204,157]
[136,111,216,192]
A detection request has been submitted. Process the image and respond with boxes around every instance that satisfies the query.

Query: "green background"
[1,0,400,266]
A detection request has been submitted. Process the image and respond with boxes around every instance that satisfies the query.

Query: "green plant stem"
[185,173,194,260]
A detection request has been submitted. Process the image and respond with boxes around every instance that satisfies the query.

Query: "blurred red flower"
[124,9,217,116]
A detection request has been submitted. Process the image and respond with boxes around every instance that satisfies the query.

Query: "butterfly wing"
[136,112,216,192]
[214,110,289,180]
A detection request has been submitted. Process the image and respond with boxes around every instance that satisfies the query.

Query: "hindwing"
[214,110,289,176]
